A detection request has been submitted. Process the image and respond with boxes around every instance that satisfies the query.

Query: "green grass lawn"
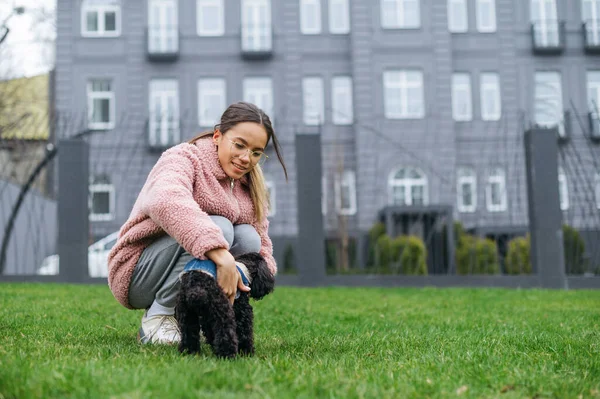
[0,283,599,399]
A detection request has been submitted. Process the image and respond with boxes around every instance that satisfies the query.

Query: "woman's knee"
[209,215,234,246]
[231,224,261,255]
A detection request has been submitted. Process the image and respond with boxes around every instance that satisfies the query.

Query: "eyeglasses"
[228,139,268,166]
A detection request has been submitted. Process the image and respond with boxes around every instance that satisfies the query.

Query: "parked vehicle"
[37,231,119,277]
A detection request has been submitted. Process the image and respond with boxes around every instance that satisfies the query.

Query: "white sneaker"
[137,311,181,345]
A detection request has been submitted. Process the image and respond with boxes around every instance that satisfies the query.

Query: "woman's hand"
[206,248,251,304]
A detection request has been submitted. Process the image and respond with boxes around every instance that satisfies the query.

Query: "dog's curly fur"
[174,252,275,358]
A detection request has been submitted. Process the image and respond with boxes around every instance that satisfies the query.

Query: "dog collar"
[182,259,251,286]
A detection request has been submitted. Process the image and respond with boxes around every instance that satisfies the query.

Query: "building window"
[587,71,600,115]
[534,72,564,136]
[302,77,324,125]
[89,175,115,222]
[530,0,559,46]
[301,0,322,34]
[242,0,272,52]
[329,0,350,34]
[457,167,477,213]
[149,80,179,148]
[381,0,420,29]
[148,0,178,53]
[244,77,274,122]
[383,70,424,119]
[81,2,121,37]
[558,167,569,211]
[197,0,224,36]
[389,167,428,206]
[595,172,600,209]
[583,0,600,45]
[87,79,115,130]
[331,76,353,125]
[265,179,276,216]
[480,73,501,121]
[448,0,468,33]
[335,171,357,215]
[476,0,496,32]
[486,167,507,212]
[198,78,226,127]
[452,73,473,121]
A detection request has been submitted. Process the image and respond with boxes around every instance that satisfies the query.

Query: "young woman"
[107,102,287,344]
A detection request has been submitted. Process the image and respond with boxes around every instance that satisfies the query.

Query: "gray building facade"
[54,0,600,264]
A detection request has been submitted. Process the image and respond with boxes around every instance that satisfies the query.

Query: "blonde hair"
[188,130,270,222]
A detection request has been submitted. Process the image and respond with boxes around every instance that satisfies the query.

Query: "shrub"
[455,234,499,275]
[505,235,531,275]
[396,235,428,275]
[374,234,393,272]
[563,225,586,275]
[283,243,297,274]
[367,222,386,267]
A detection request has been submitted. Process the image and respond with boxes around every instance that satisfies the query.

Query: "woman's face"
[213,122,269,180]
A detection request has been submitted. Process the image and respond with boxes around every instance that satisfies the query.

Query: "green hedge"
[455,234,500,275]
[373,233,428,275]
[505,225,587,275]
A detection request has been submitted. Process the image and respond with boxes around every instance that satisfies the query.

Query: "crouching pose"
[107,102,287,347]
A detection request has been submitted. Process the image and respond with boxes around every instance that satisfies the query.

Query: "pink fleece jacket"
[107,136,276,309]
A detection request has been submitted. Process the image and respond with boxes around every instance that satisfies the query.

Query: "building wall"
[54,0,600,243]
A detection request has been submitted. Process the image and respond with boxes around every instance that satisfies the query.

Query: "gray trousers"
[128,215,261,310]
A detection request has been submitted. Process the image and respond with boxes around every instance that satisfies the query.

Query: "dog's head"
[235,252,275,300]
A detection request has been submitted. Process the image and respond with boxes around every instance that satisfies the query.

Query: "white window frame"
[148,0,178,53]
[476,0,497,32]
[265,179,276,216]
[149,79,180,148]
[595,172,600,209]
[448,0,468,33]
[242,0,272,52]
[486,168,507,212]
[301,0,322,34]
[197,0,224,36]
[587,71,600,114]
[81,3,122,37]
[383,70,425,119]
[329,0,350,34]
[380,0,421,29]
[89,183,115,222]
[243,77,274,123]
[302,77,325,125]
[558,167,569,211]
[335,170,357,215]
[534,71,565,137]
[198,78,226,127]
[583,0,600,45]
[87,79,115,130]
[530,0,559,46]
[457,167,477,213]
[388,167,429,206]
[452,73,473,121]
[331,76,353,125]
[480,72,501,121]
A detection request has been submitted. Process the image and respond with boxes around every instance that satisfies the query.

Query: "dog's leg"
[175,273,203,355]
[233,293,254,356]
[197,278,239,359]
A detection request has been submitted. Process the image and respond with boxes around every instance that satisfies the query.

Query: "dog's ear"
[235,253,275,300]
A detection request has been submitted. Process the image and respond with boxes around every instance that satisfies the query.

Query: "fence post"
[57,138,89,283]
[295,132,326,284]
[524,128,567,289]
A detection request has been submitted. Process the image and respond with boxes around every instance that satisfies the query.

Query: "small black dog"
[174,252,275,358]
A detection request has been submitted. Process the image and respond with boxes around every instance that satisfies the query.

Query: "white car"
[37,231,119,277]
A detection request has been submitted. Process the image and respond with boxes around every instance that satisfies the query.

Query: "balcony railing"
[588,112,600,142]
[583,20,600,54]
[531,20,565,54]
[146,26,179,62]
[241,24,273,59]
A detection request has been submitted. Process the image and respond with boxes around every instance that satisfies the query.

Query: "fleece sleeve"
[139,145,229,260]
[251,209,277,276]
